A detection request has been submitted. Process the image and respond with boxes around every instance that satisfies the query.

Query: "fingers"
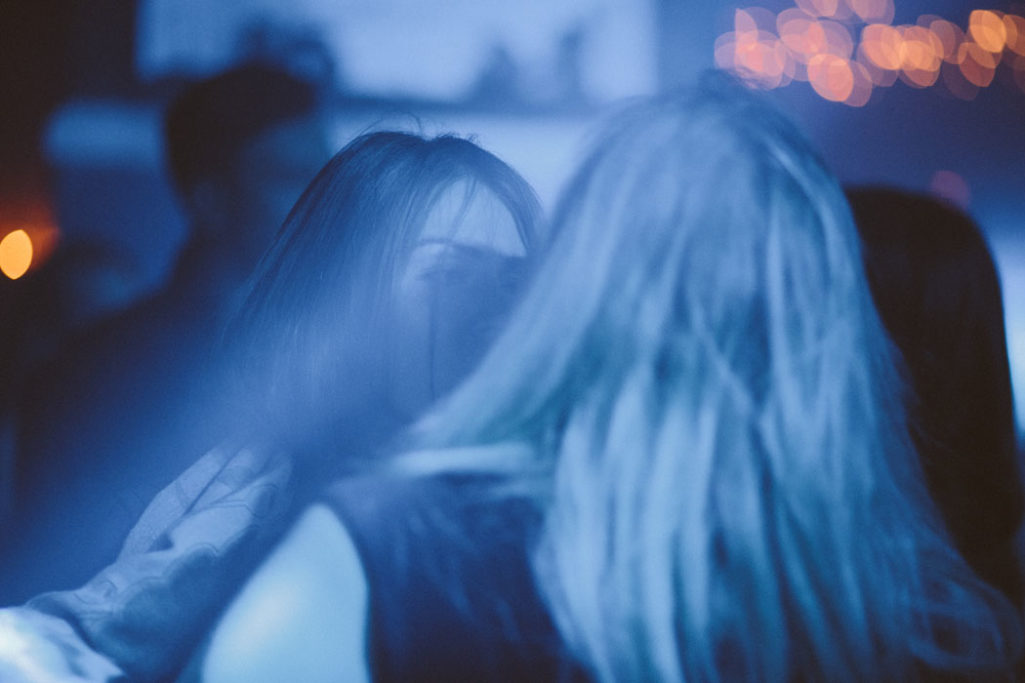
[192,447,285,510]
[205,450,294,523]
[119,446,234,558]
[119,446,290,559]
[140,451,294,562]
[172,446,238,503]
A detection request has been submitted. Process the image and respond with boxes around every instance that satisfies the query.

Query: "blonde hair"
[409,81,1021,680]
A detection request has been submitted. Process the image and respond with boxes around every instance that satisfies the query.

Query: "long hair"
[849,187,1024,608]
[230,131,542,453]
[410,83,1021,680]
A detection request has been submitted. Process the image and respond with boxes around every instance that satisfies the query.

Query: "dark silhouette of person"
[3,63,331,602]
[848,187,1024,610]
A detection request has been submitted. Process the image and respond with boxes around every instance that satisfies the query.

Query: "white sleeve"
[0,607,124,682]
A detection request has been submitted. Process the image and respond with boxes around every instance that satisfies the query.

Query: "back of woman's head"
[416,80,1020,681]
[848,187,1023,605]
[231,131,541,454]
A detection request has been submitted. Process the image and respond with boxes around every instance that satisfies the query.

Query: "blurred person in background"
[3,62,332,602]
[35,240,140,333]
[1,129,542,682]
[848,187,1025,611]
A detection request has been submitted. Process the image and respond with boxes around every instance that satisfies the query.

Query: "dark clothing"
[321,473,587,683]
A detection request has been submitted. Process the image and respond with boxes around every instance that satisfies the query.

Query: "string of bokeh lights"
[715,0,1025,105]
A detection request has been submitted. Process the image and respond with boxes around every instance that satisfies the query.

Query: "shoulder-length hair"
[230,131,542,449]
[411,81,1021,680]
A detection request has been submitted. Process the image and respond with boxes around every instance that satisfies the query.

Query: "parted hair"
[231,131,542,449]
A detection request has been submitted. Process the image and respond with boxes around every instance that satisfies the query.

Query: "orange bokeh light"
[1004,14,1025,56]
[969,10,1007,53]
[861,24,904,71]
[0,193,59,276]
[821,20,855,59]
[846,0,895,25]
[891,24,941,88]
[900,26,942,73]
[718,24,791,89]
[0,230,34,280]
[778,11,829,62]
[735,7,777,34]
[925,18,966,63]
[715,32,741,70]
[958,40,1001,68]
[741,38,791,88]
[958,41,998,86]
[942,60,980,99]
[720,10,794,89]
[844,60,875,105]
[856,43,899,85]
[795,0,841,18]
[808,53,855,101]
[900,65,940,88]
[714,3,1025,104]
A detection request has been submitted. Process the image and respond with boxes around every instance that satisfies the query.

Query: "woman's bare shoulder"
[197,504,371,683]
